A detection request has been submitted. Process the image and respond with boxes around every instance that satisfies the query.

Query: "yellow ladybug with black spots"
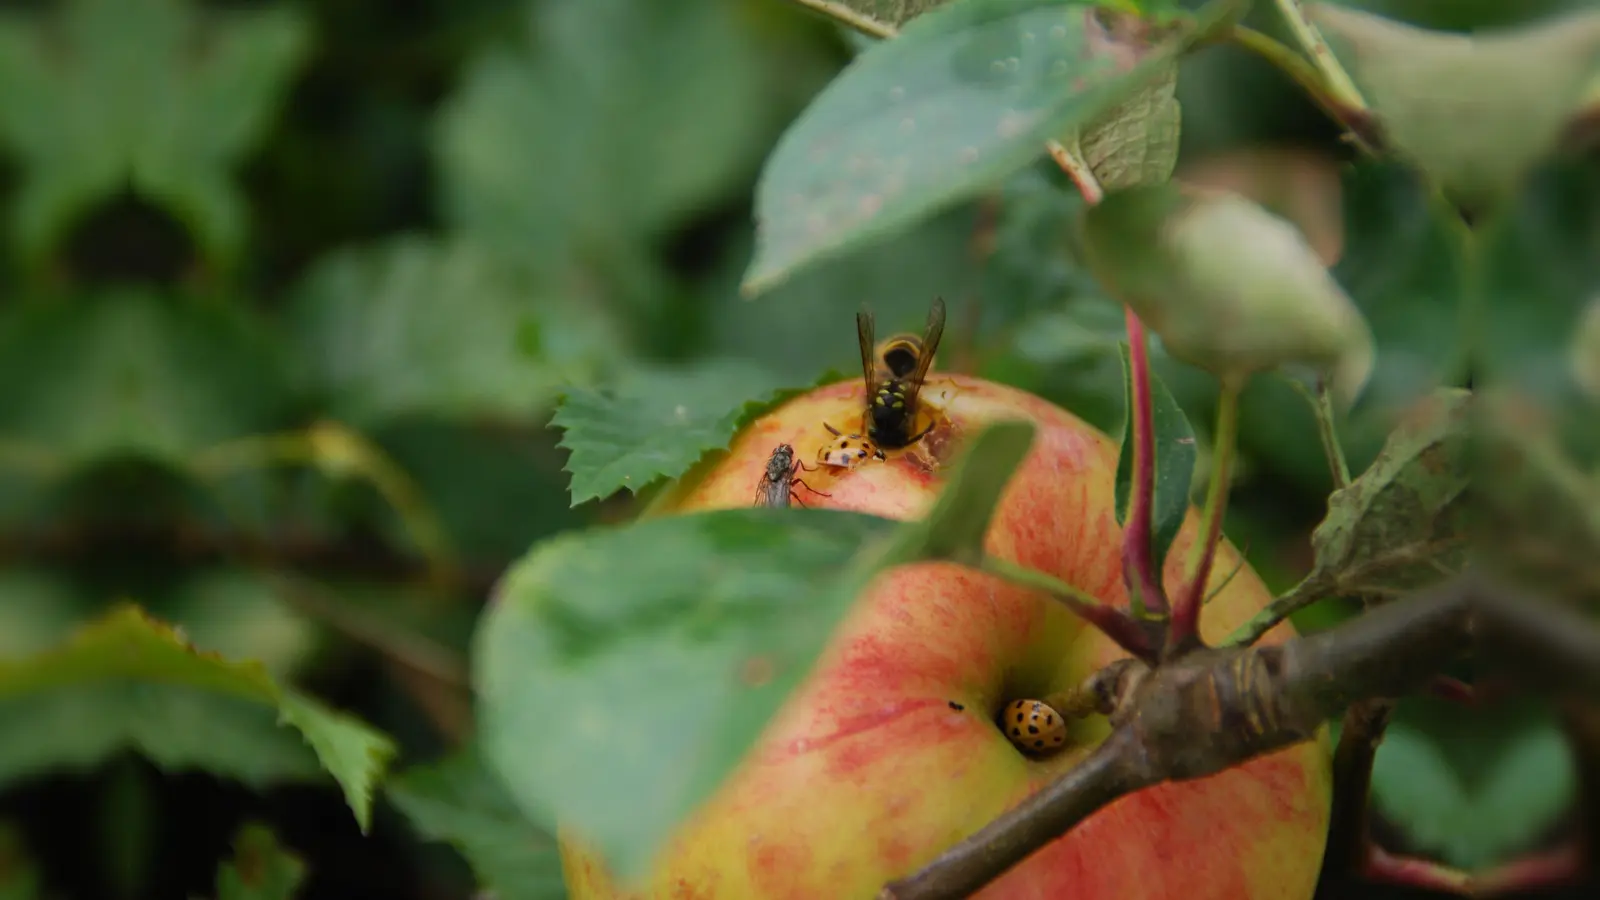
[1001,698,1067,755]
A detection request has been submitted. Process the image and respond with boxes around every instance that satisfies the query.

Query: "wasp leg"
[907,420,937,444]
[791,477,831,499]
[823,421,843,437]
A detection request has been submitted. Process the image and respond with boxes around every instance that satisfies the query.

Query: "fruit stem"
[1167,379,1241,656]
[1120,308,1171,618]
[979,556,1158,664]
[1288,375,1351,490]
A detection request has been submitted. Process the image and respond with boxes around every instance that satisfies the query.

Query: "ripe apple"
[560,374,1332,899]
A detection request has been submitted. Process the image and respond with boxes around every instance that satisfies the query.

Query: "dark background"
[0,0,1593,898]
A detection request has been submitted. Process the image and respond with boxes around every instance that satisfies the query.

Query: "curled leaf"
[1310,3,1600,211]
[1082,183,1375,401]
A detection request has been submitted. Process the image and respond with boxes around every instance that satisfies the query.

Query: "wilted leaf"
[388,748,567,900]
[1309,388,1472,593]
[552,361,812,506]
[0,605,396,832]
[1370,698,1577,870]
[1082,182,1374,400]
[0,290,295,470]
[214,824,307,900]
[744,0,1247,294]
[1069,59,1180,191]
[286,236,622,427]
[0,0,310,261]
[1228,388,1472,644]
[1114,343,1197,583]
[474,508,901,880]
[1310,3,1600,212]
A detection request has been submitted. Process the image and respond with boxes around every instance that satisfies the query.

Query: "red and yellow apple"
[561,373,1332,899]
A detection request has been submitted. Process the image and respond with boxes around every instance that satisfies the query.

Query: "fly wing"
[900,297,946,410]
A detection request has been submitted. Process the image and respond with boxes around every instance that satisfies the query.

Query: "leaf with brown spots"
[1228,388,1472,644]
[744,0,1249,295]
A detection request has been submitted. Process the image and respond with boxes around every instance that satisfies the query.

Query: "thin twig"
[879,576,1478,899]
[878,729,1152,900]
[1315,698,1396,894]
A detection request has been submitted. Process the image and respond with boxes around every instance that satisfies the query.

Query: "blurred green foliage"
[0,0,1592,898]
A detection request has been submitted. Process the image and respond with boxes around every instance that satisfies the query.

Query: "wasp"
[856,297,946,450]
[755,443,830,508]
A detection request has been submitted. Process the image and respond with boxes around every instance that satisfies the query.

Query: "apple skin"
[561,374,1332,899]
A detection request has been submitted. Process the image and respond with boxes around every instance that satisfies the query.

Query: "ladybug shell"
[1001,699,1067,755]
[816,432,884,469]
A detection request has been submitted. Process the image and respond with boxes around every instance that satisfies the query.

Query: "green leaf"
[436,0,818,258]
[1082,182,1374,401]
[0,823,40,900]
[1236,162,1469,498]
[0,0,310,262]
[388,748,567,900]
[1370,698,1577,869]
[888,419,1036,564]
[0,604,397,833]
[0,290,294,470]
[782,0,957,37]
[286,236,623,427]
[1113,342,1197,581]
[214,823,307,900]
[1309,3,1600,213]
[157,569,320,680]
[1478,161,1600,422]
[0,569,91,659]
[743,0,1246,294]
[474,507,901,881]
[475,419,1036,881]
[551,360,810,506]
[1066,58,1180,191]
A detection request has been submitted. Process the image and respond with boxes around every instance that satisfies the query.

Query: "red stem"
[1121,309,1169,616]
[1468,842,1585,896]
[1363,846,1472,895]
[1055,593,1159,663]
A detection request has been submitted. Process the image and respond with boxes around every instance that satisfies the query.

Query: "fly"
[755,443,829,508]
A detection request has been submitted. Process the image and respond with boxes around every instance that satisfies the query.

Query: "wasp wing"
[900,297,946,410]
[855,308,879,399]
